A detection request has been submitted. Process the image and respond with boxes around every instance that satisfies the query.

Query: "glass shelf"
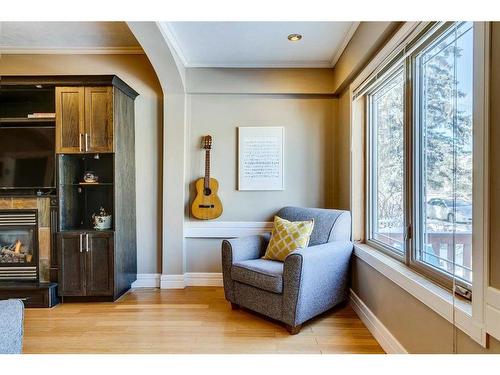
[59,183,114,187]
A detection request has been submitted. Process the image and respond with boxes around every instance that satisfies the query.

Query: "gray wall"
[185,238,222,273]
[489,23,500,289]
[186,93,337,222]
[184,68,337,273]
[332,89,352,210]
[0,53,163,274]
[331,22,402,94]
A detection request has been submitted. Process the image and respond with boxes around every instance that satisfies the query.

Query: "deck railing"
[377,231,472,282]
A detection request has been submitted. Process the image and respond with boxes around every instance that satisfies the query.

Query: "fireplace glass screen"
[0,229,35,264]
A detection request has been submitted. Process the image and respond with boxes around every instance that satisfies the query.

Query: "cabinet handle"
[79,133,84,152]
[79,233,83,252]
[86,233,89,252]
[85,133,89,152]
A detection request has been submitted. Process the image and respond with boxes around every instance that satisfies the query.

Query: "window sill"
[353,242,486,346]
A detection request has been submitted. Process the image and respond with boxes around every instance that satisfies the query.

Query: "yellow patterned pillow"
[263,216,314,262]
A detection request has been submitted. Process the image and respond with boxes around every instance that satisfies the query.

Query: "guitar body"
[191,177,223,220]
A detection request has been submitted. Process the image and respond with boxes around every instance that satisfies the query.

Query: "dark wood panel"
[1,76,139,99]
[57,233,85,296]
[57,154,114,231]
[55,87,84,153]
[0,87,55,118]
[86,232,114,296]
[113,87,137,298]
[0,283,58,308]
[85,87,114,153]
[49,198,59,282]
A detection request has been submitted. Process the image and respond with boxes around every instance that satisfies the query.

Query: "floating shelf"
[58,227,115,233]
[58,183,114,187]
[0,117,55,124]
[78,182,114,186]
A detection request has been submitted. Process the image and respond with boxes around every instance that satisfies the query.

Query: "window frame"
[410,22,475,290]
[365,65,408,263]
[365,21,475,292]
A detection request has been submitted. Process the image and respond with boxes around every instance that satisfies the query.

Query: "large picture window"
[366,22,474,289]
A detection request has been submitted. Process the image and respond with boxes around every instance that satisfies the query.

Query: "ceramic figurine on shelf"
[92,207,112,230]
[83,171,99,183]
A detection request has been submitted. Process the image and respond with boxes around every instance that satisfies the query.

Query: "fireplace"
[0,210,38,281]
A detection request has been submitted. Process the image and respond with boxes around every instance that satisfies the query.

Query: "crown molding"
[329,21,360,68]
[158,22,188,67]
[185,60,333,68]
[0,46,144,55]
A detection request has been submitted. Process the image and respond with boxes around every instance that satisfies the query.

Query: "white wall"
[0,53,163,274]
[127,22,187,276]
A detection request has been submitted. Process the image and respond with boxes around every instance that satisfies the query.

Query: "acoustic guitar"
[191,135,223,220]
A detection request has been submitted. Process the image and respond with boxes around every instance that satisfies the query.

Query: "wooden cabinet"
[86,232,114,296]
[54,76,137,302]
[58,232,113,297]
[0,75,137,305]
[58,233,85,296]
[55,87,85,154]
[85,87,114,153]
[56,86,113,153]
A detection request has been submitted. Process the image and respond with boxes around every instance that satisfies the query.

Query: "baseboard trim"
[186,273,223,287]
[160,274,186,289]
[349,289,408,354]
[131,273,161,288]
[160,273,223,289]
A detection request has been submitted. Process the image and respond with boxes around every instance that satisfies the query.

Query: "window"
[414,22,474,285]
[366,22,474,289]
[368,69,405,255]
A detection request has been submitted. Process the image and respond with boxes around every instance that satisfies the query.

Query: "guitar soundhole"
[204,188,212,196]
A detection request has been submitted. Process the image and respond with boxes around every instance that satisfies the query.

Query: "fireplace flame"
[0,240,32,263]
[14,240,22,254]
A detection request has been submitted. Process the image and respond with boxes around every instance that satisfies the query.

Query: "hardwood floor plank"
[22,287,384,354]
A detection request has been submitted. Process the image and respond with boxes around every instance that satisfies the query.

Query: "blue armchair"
[222,207,353,334]
[0,299,24,354]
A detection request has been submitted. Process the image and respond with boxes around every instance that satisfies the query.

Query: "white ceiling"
[0,22,141,53]
[161,22,359,68]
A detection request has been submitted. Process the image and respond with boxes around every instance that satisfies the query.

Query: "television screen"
[0,127,55,189]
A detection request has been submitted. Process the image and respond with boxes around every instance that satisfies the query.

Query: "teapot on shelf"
[92,207,112,230]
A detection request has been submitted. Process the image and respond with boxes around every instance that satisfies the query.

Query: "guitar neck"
[204,149,211,188]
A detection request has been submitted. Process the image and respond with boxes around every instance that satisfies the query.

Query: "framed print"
[238,126,284,191]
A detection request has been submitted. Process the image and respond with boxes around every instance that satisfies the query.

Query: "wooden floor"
[23,287,384,354]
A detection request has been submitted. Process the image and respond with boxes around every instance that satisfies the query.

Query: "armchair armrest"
[282,240,353,326]
[221,233,271,302]
[222,233,271,263]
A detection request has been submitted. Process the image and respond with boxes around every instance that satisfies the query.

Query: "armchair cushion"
[232,259,284,294]
[263,216,314,262]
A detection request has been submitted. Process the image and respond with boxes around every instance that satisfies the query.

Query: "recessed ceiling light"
[287,33,302,42]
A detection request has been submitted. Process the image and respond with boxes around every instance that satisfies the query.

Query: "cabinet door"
[57,233,86,296]
[86,232,114,296]
[85,87,114,153]
[56,87,85,153]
